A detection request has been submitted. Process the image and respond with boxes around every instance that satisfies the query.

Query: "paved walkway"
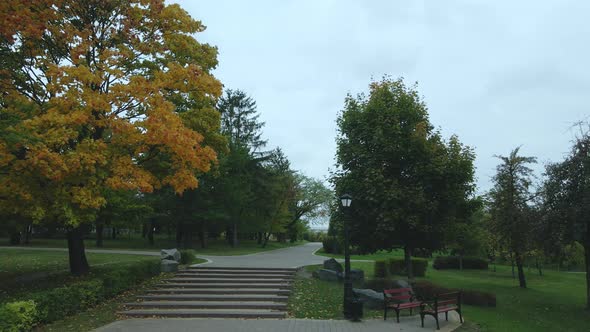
[197,242,326,268]
[96,316,460,332]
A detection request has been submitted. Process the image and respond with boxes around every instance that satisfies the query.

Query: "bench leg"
[420,314,425,328]
[435,315,440,330]
[445,311,448,321]
[458,310,463,323]
[384,306,387,321]
[410,307,413,315]
[395,309,400,323]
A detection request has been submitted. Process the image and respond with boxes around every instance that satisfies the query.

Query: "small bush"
[433,256,488,270]
[180,249,196,265]
[0,301,38,332]
[322,237,342,254]
[364,278,399,291]
[374,260,388,278]
[386,258,428,277]
[413,280,496,307]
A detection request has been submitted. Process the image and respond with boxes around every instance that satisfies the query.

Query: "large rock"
[161,248,181,262]
[353,288,384,309]
[315,268,341,282]
[161,259,179,272]
[392,279,411,289]
[323,258,343,273]
[346,269,365,282]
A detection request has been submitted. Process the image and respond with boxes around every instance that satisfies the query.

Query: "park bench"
[383,287,423,323]
[420,291,463,330]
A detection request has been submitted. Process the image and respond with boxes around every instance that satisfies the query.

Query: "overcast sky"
[175,0,589,193]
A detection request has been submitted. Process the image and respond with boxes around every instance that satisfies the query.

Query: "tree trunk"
[536,256,543,276]
[257,232,262,245]
[9,232,21,245]
[404,246,414,281]
[96,223,104,248]
[67,227,90,276]
[111,227,117,240]
[585,242,590,309]
[142,223,147,238]
[200,222,208,249]
[148,219,155,246]
[262,232,271,248]
[226,226,232,245]
[231,223,238,247]
[515,252,527,288]
[459,254,463,271]
[183,224,192,249]
[176,222,183,247]
[511,254,515,278]
[23,224,32,244]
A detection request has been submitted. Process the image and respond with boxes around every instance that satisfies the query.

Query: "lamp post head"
[340,194,352,208]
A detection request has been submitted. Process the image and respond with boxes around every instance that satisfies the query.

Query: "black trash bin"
[348,297,363,322]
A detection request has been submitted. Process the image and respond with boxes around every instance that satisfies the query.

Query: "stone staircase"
[120,266,296,319]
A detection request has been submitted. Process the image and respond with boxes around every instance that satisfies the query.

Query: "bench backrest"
[434,291,461,309]
[383,287,413,302]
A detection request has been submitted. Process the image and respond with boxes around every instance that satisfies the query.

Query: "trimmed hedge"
[374,258,428,277]
[179,249,196,265]
[433,256,488,270]
[413,280,496,307]
[364,278,496,307]
[1,259,160,330]
[374,261,388,278]
[321,237,342,254]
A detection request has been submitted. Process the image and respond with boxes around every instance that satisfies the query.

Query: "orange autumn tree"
[0,0,223,274]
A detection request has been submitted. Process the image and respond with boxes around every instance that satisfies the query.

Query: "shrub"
[0,301,38,332]
[413,280,496,307]
[180,249,196,265]
[387,258,428,277]
[1,260,160,330]
[433,256,488,270]
[364,278,401,291]
[322,237,342,254]
[374,260,389,278]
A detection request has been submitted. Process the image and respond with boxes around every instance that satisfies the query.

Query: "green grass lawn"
[1,237,306,256]
[287,265,383,319]
[344,261,589,332]
[315,248,404,261]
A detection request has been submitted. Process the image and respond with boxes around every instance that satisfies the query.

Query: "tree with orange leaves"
[0,0,224,274]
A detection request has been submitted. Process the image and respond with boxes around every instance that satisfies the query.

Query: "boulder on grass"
[161,259,179,272]
[161,249,181,262]
[346,269,365,282]
[353,288,384,309]
[315,268,341,282]
[323,258,343,273]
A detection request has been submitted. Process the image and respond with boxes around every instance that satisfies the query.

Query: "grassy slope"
[0,249,164,302]
[347,261,589,332]
[1,237,307,256]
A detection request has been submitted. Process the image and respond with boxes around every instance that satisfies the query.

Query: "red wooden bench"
[420,291,463,330]
[383,288,423,323]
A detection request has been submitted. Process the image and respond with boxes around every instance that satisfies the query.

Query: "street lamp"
[340,193,357,320]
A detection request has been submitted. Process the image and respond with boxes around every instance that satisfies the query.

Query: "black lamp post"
[340,193,355,319]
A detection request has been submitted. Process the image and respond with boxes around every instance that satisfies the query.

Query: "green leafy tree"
[542,130,590,308]
[488,147,537,288]
[331,77,476,280]
[287,174,333,242]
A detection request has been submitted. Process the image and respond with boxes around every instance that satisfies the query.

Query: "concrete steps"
[122,309,287,318]
[125,301,287,310]
[120,266,295,319]
[146,288,291,295]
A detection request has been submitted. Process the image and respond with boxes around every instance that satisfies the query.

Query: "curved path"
[197,242,325,268]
